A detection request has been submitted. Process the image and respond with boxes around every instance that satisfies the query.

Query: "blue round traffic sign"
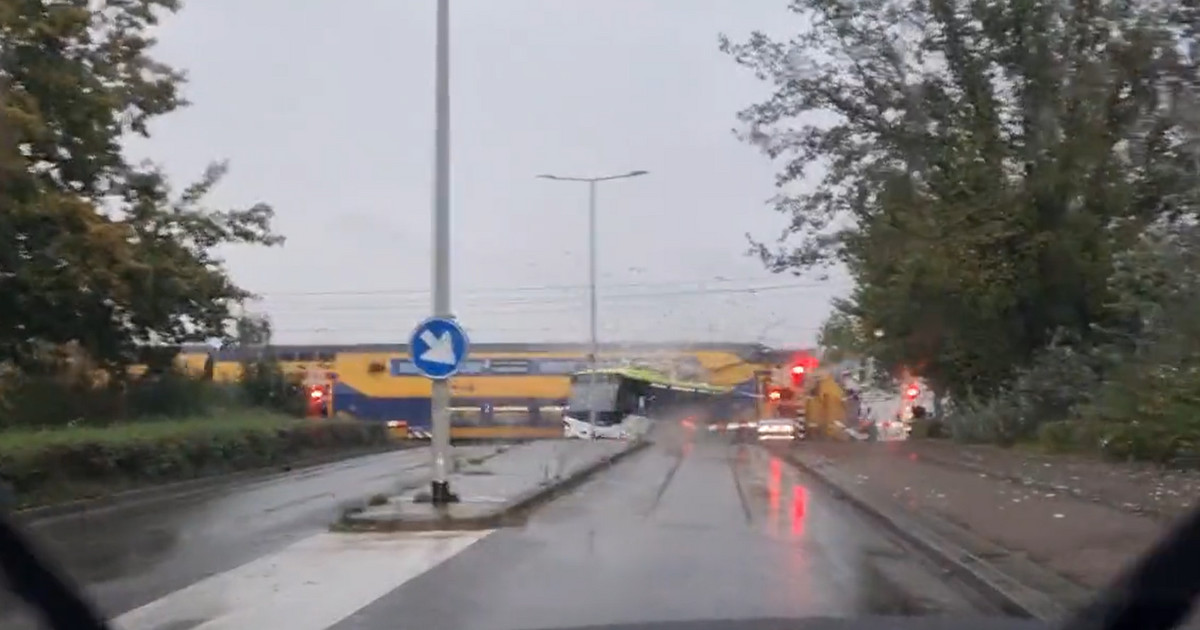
[408,316,470,379]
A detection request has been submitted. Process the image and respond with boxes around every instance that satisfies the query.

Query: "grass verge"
[0,410,392,509]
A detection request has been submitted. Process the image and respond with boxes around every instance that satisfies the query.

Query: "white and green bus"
[563,367,738,439]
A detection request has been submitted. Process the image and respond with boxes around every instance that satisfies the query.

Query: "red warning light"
[768,389,782,401]
[306,384,330,418]
[904,384,920,399]
[789,354,819,386]
[790,363,809,386]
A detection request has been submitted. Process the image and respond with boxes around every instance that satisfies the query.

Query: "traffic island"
[334,438,649,532]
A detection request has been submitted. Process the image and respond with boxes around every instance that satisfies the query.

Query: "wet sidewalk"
[790,441,1182,594]
[339,439,644,531]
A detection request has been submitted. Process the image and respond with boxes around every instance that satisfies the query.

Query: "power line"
[272,324,822,334]
[252,276,822,299]
[256,283,825,314]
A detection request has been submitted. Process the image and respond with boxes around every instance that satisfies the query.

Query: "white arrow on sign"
[419,330,458,365]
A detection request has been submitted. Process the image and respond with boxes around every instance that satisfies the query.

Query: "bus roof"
[573,366,732,394]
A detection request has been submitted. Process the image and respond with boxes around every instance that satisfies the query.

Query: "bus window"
[567,377,620,413]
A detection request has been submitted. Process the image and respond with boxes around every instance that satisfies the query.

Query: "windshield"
[4,1,1198,629]
[566,378,621,413]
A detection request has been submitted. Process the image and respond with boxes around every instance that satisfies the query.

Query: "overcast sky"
[131,0,850,347]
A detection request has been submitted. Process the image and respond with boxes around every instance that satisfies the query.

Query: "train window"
[535,359,584,374]
[488,359,530,374]
[459,360,487,375]
[389,359,421,376]
[316,351,335,362]
[449,408,483,426]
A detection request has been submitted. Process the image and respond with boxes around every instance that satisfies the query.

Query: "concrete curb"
[336,439,651,532]
[784,450,1069,621]
[14,442,421,523]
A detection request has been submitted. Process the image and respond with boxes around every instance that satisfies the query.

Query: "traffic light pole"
[429,0,457,505]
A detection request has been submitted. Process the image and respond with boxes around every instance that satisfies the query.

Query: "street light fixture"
[536,170,649,182]
[537,170,649,438]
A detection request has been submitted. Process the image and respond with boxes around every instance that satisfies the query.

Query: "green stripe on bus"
[572,366,733,394]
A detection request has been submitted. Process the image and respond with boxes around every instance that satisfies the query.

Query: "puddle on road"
[856,552,937,616]
[853,545,995,617]
[43,524,182,584]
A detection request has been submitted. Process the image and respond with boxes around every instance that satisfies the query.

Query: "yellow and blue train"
[174,342,774,439]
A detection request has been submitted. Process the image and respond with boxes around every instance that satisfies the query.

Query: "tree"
[230,313,304,415]
[235,313,273,349]
[0,0,283,371]
[1086,224,1200,442]
[721,0,1200,401]
[816,306,865,363]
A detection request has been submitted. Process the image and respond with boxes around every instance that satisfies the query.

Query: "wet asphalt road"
[328,434,988,630]
[4,446,495,627]
[5,436,994,629]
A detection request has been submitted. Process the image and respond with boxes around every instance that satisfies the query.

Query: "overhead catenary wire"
[247,277,835,346]
[253,282,829,314]
[269,323,823,334]
[251,275,824,299]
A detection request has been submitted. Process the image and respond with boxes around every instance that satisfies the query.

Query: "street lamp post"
[429,0,456,504]
[537,170,648,437]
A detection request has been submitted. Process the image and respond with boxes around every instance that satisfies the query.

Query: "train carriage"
[170,342,780,440]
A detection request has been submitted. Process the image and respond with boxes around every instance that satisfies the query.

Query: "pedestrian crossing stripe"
[111,530,492,630]
[407,429,432,439]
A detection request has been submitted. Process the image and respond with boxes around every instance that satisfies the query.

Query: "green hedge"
[0,412,391,508]
[0,353,309,431]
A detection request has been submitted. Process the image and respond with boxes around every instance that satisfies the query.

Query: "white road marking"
[112,530,491,630]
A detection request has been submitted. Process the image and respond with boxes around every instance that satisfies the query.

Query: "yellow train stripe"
[451,426,563,439]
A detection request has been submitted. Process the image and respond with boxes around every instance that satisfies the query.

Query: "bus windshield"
[567,376,621,413]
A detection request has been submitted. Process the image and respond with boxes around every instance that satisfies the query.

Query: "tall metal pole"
[430,0,455,504]
[586,180,599,439]
[535,170,648,440]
